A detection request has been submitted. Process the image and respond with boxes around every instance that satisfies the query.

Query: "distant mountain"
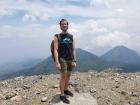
[101,46,140,64]
[0,58,43,77]
[101,46,140,72]
[1,46,140,80]
[75,48,111,71]
[0,48,111,80]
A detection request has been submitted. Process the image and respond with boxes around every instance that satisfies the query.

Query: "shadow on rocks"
[49,94,61,104]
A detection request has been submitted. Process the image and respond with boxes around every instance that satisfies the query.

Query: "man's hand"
[72,62,76,68]
[55,61,61,70]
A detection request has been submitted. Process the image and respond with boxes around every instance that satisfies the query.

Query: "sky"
[0,0,140,64]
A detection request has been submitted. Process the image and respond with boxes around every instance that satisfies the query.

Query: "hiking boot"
[60,95,70,104]
[64,90,74,97]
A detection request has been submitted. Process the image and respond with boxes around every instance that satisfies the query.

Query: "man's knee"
[66,72,71,79]
[60,72,67,81]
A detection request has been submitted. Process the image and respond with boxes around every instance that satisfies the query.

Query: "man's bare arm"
[53,36,61,70]
[72,37,76,62]
[54,36,59,63]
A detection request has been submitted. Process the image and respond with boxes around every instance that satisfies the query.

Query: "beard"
[61,27,68,32]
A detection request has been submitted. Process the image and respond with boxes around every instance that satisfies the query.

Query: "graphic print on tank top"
[59,33,73,60]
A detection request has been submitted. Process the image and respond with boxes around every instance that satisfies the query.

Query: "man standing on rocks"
[53,19,77,104]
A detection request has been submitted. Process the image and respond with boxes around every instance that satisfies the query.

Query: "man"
[53,19,76,104]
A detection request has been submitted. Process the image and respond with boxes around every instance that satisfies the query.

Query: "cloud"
[68,19,140,55]
[0,25,47,38]
[22,14,37,22]
[0,0,125,20]
[94,32,130,47]
[0,0,140,59]
[0,0,139,24]
[0,17,140,55]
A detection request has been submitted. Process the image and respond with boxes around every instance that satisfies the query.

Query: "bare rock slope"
[0,71,140,105]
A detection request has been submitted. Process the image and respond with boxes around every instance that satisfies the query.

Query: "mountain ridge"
[1,45,140,80]
[101,45,140,65]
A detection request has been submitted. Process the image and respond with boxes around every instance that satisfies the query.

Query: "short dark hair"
[59,19,69,25]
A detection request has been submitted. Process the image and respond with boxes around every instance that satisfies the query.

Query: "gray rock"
[90,88,96,93]
[22,84,31,90]
[35,91,41,95]
[55,74,60,80]
[49,93,98,105]
[53,84,59,88]
[15,88,22,92]
[128,101,136,105]
[1,81,8,86]
[0,93,5,99]
[14,76,24,81]
[10,96,23,102]
[5,91,17,100]
[69,80,79,87]
[74,85,80,93]
[114,78,119,82]
[131,91,140,97]
[115,85,119,88]
[121,91,128,95]
[109,77,119,82]
[38,76,43,79]
[41,97,48,102]
[135,76,139,78]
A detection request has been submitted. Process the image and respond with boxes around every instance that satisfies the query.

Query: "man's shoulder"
[68,33,75,40]
[67,33,73,36]
[54,34,61,39]
[67,33,74,39]
[54,33,59,37]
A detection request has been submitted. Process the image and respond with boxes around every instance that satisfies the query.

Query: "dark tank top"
[58,33,73,60]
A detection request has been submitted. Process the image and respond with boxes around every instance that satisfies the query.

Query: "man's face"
[60,21,68,32]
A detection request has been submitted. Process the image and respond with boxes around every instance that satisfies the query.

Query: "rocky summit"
[0,71,140,105]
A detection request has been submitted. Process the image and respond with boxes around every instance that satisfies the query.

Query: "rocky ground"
[0,71,140,105]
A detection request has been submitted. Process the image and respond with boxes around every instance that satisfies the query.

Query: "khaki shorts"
[59,57,73,73]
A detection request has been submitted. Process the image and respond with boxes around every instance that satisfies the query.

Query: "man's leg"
[59,71,70,104]
[59,58,67,96]
[64,60,74,97]
[59,58,70,104]
[64,71,71,90]
[60,72,67,96]
[64,71,74,97]
[65,60,73,90]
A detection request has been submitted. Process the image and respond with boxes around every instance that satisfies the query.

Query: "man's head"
[59,19,69,32]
